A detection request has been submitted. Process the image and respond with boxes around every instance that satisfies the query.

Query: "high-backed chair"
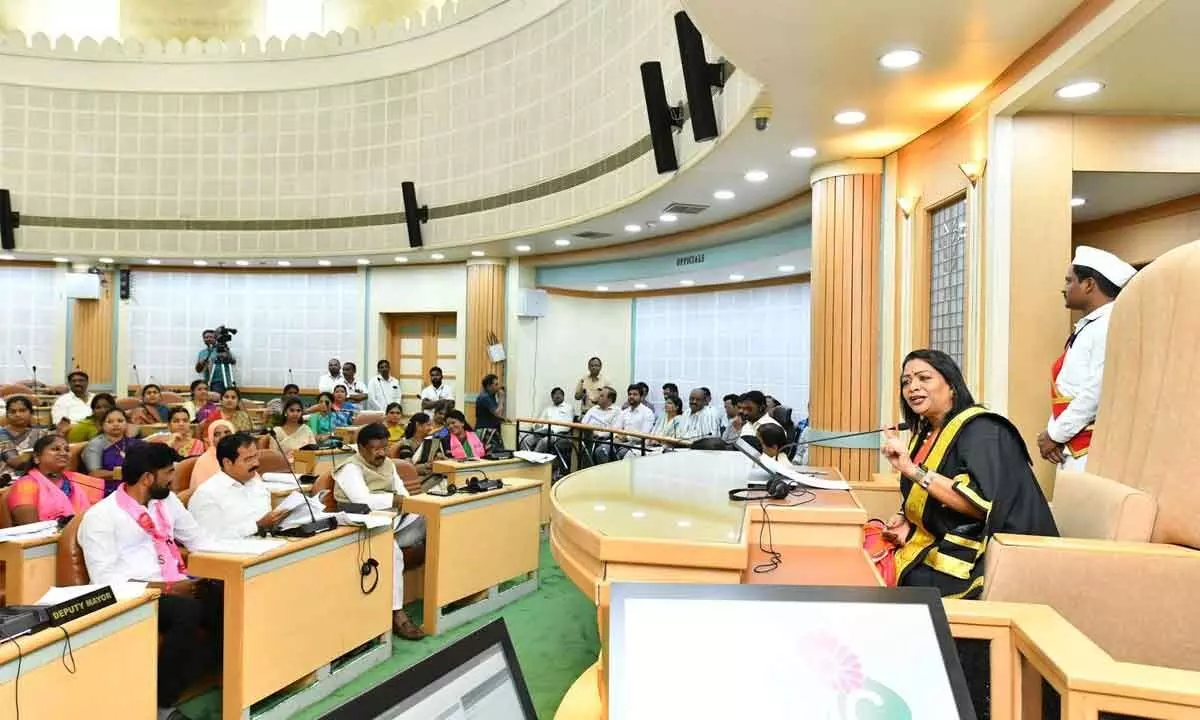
[0,488,13,529]
[0,384,36,398]
[983,240,1200,671]
[355,411,385,427]
[57,512,90,586]
[160,391,184,404]
[172,456,199,492]
[67,442,87,472]
[116,396,140,411]
[256,449,290,474]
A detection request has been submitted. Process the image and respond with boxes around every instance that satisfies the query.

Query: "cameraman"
[195,328,236,393]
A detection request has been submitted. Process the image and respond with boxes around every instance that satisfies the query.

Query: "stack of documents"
[0,520,59,542]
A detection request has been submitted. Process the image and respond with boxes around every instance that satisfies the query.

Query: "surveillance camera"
[752,102,772,132]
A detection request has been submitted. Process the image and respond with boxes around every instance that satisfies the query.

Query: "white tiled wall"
[0,0,760,258]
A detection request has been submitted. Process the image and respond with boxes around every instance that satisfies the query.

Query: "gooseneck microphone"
[132,364,141,392]
[780,422,910,456]
[266,426,337,538]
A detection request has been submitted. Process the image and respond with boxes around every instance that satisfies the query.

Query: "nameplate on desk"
[46,586,117,626]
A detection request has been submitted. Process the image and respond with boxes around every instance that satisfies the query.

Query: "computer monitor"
[608,583,976,720]
[319,619,536,720]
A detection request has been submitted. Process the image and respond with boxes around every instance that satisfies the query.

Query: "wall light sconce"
[958,159,987,188]
[897,196,919,219]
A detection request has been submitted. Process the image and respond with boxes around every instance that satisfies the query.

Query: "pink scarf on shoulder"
[113,484,188,582]
[448,431,486,459]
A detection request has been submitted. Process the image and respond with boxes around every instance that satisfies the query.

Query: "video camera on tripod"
[214,325,237,355]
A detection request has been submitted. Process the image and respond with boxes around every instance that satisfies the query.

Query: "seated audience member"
[474,374,505,449]
[580,388,620,465]
[67,393,118,443]
[331,384,359,424]
[128,383,171,425]
[756,423,789,460]
[83,408,145,496]
[183,379,218,423]
[272,397,317,457]
[420,366,454,410]
[396,413,441,486]
[7,435,103,524]
[368,359,403,411]
[520,387,574,454]
[622,381,656,416]
[680,388,722,440]
[191,420,236,489]
[51,370,94,425]
[0,396,47,477]
[662,383,680,403]
[384,402,406,442]
[598,384,656,462]
[204,387,253,433]
[340,362,369,404]
[307,392,341,443]
[737,391,780,439]
[720,393,743,443]
[332,423,427,640]
[444,410,486,459]
[189,433,291,540]
[651,395,685,442]
[318,358,345,394]
[148,407,205,458]
[875,349,1058,598]
[430,400,452,438]
[78,443,222,716]
[265,383,301,417]
[765,395,780,414]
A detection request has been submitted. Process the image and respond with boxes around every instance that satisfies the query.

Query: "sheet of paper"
[0,519,59,541]
[36,581,148,605]
[192,538,288,555]
[339,513,393,530]
[260,472,302,487]
[513,450,556,464]
[759,454,849,490]
[273,491,312,514]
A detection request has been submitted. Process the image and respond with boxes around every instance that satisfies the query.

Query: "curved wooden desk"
[550,450,881,719]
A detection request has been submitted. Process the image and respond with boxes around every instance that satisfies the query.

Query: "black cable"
[2,635,22,720]
[57,626,76,674]
[751,481,816,575]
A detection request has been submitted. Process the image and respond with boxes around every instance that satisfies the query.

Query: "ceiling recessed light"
[97,256,114,263]
[879,49,922,69]
[834,110,867,125]
[277,260,291,267]
[515,244,532,252]
[1056,81,1104,99]
[0,254,14,261]
[634,283,648,290]
[317,259,331,266]
[631,511,647,519]
[744,170,769,183]
[1070,197,1087,207]
[713,189,736,200]
[679,279,695,286]
[789,146,817,159]
[676,519,692,528]
[235,260,250,266]
[470,250,485,257]
[393,256,409,263]
[658,214,678,223]
[52,257,68,263]
[430,253,445,260]
[146,259,161,265]
[596,285,609,292]
[593,504,606,512]
[356,258,371,265]
[193,259,208,266]
[729,274,745,281]
[778,264,796,273]
[624,224,642,233]
[555,238,571,247]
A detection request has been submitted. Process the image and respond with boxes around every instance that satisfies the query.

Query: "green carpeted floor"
[180,538,600,719]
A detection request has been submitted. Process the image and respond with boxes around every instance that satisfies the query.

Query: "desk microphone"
[779,422,909,456]
[132,364,141,393]
[287,368,294,385]
[266,427,337,538]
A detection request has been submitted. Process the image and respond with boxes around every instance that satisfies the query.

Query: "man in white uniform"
[1036,246,1136,471]
[318,358,346,394]
[581,387,620,466]
[339,362,369,404]
[188,433,291,539]
[333,422,427,640]
[598,384,656,462]
[419,366,455,410]
[367,359,403,411]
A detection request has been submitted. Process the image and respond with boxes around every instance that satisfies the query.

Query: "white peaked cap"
[1073,245,1137,288]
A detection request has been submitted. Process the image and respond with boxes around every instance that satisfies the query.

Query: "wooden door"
[384,313,457,415]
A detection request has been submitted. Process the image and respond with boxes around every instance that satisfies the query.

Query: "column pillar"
[808,159,883,484]
[464,258,508,424]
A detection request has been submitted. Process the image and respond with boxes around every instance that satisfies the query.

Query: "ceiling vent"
[574,230,613,239]
[662,202,709,215]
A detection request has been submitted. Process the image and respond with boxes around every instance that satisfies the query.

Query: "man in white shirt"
[188,433,291,540]
[340,361,369,404]
[51,369,94,424]
[598,384,656,462]
[737,391,781,443]
[318,358,346,394]
[573,357,613,416]
[333,422,427,640]
[1036,246,1136,471]
[419,366,454,410]
[680,388,723,440]
[78,443,220,717]
[581,387,620,466]
[520,387,575,472]
[367,359,403,411]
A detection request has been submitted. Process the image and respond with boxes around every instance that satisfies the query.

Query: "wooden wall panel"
[810,172,882,483]
[70,271,114,385]
[464,260,507,405]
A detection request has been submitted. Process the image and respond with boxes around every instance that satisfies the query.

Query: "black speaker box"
[401,181,429,249]
[640,61,683,175]
[675,11,726,143]
[0,189,18,251]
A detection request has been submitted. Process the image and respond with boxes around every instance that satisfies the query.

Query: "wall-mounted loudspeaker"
[640,61,685,175]
[401,181,429,248]
[119,269,131,300]
[0,189,19,251]
[675,11,726,142]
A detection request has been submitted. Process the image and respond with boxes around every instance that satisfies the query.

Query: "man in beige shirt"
[574,357,612,416]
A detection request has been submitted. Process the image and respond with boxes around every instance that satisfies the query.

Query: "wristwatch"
[913,466,932,489]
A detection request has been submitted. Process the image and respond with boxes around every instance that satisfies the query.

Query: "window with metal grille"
[929,197,967,367]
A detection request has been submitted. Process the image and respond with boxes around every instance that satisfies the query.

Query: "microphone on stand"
[265,425,337,538]
[287,368,294,385]
[31,366,37,399]
[132,364,141,395]
[778,422,910,458]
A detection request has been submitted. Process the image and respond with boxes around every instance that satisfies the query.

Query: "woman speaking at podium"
[876,349,1057,599]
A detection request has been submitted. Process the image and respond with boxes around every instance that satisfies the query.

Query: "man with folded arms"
[78,443,221,720]
[188,433,291,540]
[333,422,427,640]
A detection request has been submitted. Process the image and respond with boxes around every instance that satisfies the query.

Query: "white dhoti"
[391,515,427,611]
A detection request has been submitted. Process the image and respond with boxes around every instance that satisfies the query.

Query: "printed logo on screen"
[798,633,912,719]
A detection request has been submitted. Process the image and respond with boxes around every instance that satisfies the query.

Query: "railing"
[514,417,691,474]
